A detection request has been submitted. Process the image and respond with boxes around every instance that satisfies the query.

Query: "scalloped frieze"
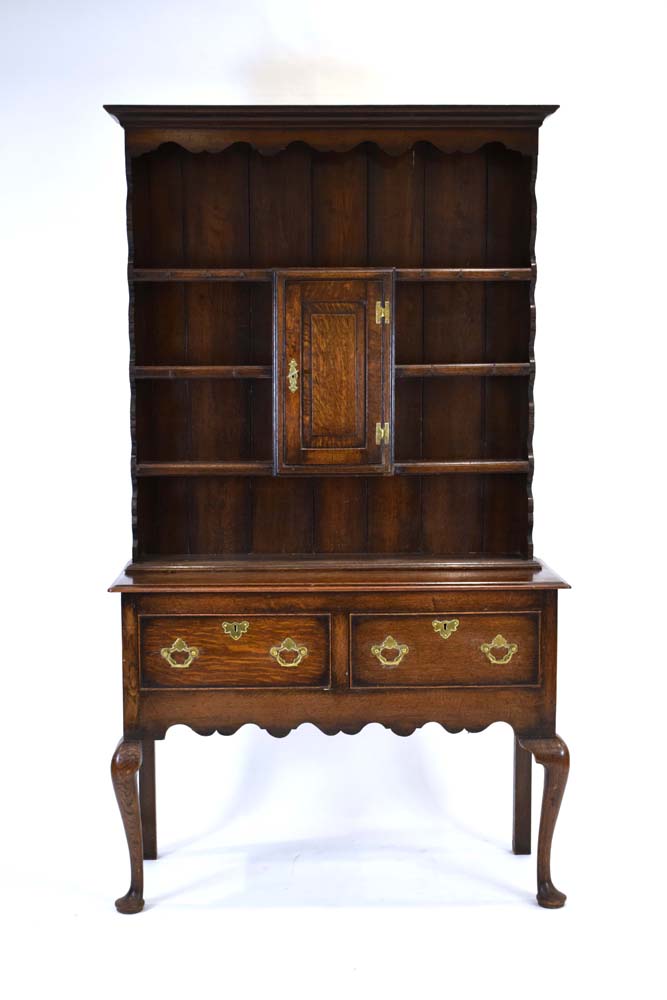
[143,719,500,740]
[124,128,538,159]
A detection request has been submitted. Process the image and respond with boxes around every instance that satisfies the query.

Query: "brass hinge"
[375,300,391,325]
[375,421,390,446]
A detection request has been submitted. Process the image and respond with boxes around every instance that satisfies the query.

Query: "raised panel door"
[275,271,393,474]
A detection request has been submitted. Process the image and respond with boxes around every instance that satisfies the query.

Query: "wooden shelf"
[396,363,533,378]
[137,460,529,477]
[134,365,272,380]
[131,268,272,282]
[130,266,531,283]
[135,363,530,380]
[136,461,273,477]
[396,268,532,282]
[395,461,530,475]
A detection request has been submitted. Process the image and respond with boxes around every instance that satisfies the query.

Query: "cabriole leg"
[517,735,570,908]
[111,738,144,914]
[513,734,532,854]
[140,739,157,860]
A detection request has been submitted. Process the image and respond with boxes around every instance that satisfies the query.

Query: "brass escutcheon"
[432,618,459,640]
[160,637,199,670]
[222,620,250,641]
[371,635,409,668]
[480,634,518,665]
[287,358,299,393]
[269,636,308,667]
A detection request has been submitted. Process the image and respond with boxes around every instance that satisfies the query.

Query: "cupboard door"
[276,272,393,474]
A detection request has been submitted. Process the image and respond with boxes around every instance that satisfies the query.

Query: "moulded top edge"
[109,559,569,593]
[103,104,559,130]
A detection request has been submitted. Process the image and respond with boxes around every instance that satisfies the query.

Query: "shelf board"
[395,363,533,378]
[130,266,531,283]
[136,461,273,477]
[131,268,273,282]
[134,365,272,380]
[135,364,530,380]
[395,460,530,475]
[137,460,529,476]
[396,268,532,282]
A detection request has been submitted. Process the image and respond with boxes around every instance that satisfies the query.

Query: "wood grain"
[513,735,532,855]
[111,739,144,913]
[518,735,570,907]
[141,614,331,688]
[350,612,539,687]
[140,739,157,860]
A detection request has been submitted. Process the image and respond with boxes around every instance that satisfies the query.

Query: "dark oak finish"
[518,735,570,907]
[106,105,558,129]
[396,364,533,378]
[111,560,566,590]
[397,268,532,282]
[350,612,539,687]
[132,267,272,282]
[121,586,559,738]
[140,739,157,860]
[110,739,144,913]
[395,461,530,475]
[128,137,537,559]
[132,266,531,283]
[134,365,272,380]
[141,613,331,688]
[107,104,568,911]
[513,735,532,855]
[136,461,273,477]
[276,272,392,474]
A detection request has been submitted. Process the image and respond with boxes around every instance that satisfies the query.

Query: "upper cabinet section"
[109,108,557,559]
[129,142,533,271]
[276,272,393,475]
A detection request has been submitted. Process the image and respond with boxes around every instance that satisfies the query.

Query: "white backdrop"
[2,1,665,996]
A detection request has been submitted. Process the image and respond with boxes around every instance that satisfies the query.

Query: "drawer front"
[350,613,539,687]
[140,615,330,688]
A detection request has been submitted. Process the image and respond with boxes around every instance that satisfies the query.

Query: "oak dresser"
[106,104,569,913]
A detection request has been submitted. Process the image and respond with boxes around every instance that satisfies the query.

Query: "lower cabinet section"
[140,614,331,688]
[139,606,540,691]
[114,576,566,912]
[350,613,540,687]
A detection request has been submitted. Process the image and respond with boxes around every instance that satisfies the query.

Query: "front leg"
[111,738,144,913]
[517,735,570,908]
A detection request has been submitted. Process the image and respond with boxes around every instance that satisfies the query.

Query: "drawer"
[140,614,330,688]
[350,613,539,687]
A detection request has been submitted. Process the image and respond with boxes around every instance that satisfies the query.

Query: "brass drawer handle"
[160,637,199,670]
[222,620,249,641]
[270,636,308,667]
[480,634,518,665]
[371,635,409,668]
[433,618,459,639]
[287,358,299,393]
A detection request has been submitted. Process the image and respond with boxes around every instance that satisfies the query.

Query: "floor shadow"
[151,828,532,909]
